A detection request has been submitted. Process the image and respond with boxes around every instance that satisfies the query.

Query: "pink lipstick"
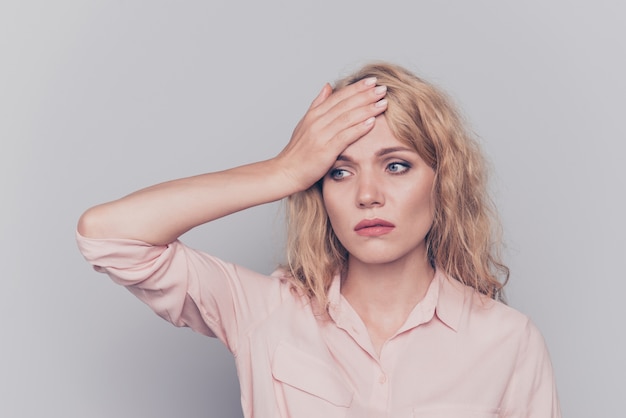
[354,218,395,237]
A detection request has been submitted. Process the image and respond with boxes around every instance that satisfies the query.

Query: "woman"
[77,63,560,417]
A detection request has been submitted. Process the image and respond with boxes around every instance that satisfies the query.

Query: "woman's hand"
[78,78,387,244]
[275,77,388,192]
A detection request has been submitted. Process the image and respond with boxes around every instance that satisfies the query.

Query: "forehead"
[339,116,415,159]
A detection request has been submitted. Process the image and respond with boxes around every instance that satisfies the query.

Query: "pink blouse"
[77,232,560,417]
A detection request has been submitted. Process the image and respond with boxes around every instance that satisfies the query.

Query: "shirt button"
[378,374,387,384]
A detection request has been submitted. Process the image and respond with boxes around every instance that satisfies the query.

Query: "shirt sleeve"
[76,231,287,355]
[503,318,562,417]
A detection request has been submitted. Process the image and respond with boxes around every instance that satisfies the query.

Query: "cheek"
[322,186,349,236]
[420,188,435,219]
[404,179,436,224]
[322,192,339,218]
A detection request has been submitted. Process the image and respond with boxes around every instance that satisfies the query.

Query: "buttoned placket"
[328,276,441,417]
[370,341,392,416]
[332,299,392,416]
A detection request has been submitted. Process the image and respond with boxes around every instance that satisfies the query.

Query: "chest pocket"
[412,406,501,417]
[272,341,353,416]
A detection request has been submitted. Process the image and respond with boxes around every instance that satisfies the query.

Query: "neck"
[340,251,435,357]
[341,252,435,316]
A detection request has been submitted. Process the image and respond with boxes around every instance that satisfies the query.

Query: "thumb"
[309,83,332,109]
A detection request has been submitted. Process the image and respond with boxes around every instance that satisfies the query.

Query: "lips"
[354,218,395,237]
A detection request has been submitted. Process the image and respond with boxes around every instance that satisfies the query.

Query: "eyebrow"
[336,146,415,162]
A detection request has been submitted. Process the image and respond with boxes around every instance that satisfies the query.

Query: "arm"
[75,232,286,352]
[502,319,561,417]
[78,78,388,245]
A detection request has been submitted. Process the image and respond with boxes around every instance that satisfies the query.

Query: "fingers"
[276,78,388,191]
[313,77,379,115]
[309,83,332,109]
[329,94,388,132]
[326,84,387,124]
[311,78,386,129]
[328,116,378,152]
[313,83,387,147]
[299,77,388,157]
[321,98,388,151]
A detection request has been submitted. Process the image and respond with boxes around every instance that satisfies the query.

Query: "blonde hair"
[285,62,509,307]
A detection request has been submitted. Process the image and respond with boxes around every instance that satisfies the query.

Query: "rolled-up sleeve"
[76,231,286,355]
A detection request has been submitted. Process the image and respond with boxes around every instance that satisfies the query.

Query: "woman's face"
[322,116,436,267]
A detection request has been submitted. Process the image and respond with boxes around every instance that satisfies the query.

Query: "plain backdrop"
[1,1,624,417]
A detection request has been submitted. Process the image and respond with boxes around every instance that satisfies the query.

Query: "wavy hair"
[285,62,509,307]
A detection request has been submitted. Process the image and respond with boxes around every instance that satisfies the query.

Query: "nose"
[356,172,384,208]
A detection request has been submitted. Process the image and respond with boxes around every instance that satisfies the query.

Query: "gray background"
[2,0,624,417]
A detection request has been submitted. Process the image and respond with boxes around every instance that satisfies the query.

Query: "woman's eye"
[330,169,351,180]
[387,162,410,174]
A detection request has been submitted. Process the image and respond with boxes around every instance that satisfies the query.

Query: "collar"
[433,270,466,332]
[327,268,466,333]
[327,274,344,325]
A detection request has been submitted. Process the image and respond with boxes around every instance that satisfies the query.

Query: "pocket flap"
[272,341,353,407]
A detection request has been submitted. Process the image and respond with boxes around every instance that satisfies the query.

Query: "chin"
[348,249,408,266]
[345,241,428,268]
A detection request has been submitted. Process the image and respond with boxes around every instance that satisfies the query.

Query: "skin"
[77,79,423,356]
[323,116,436,356]
[78,78,388,244]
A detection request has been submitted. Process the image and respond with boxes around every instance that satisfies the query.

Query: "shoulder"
[437,275,560,414]
[439,275,536,342]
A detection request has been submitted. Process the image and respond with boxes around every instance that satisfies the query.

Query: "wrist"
[268,155,315,196]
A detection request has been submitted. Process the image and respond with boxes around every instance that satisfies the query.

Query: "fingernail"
[364,117,375,126]
[375,99,388,108]
[364,77,377,86]
[374,85,387,95]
